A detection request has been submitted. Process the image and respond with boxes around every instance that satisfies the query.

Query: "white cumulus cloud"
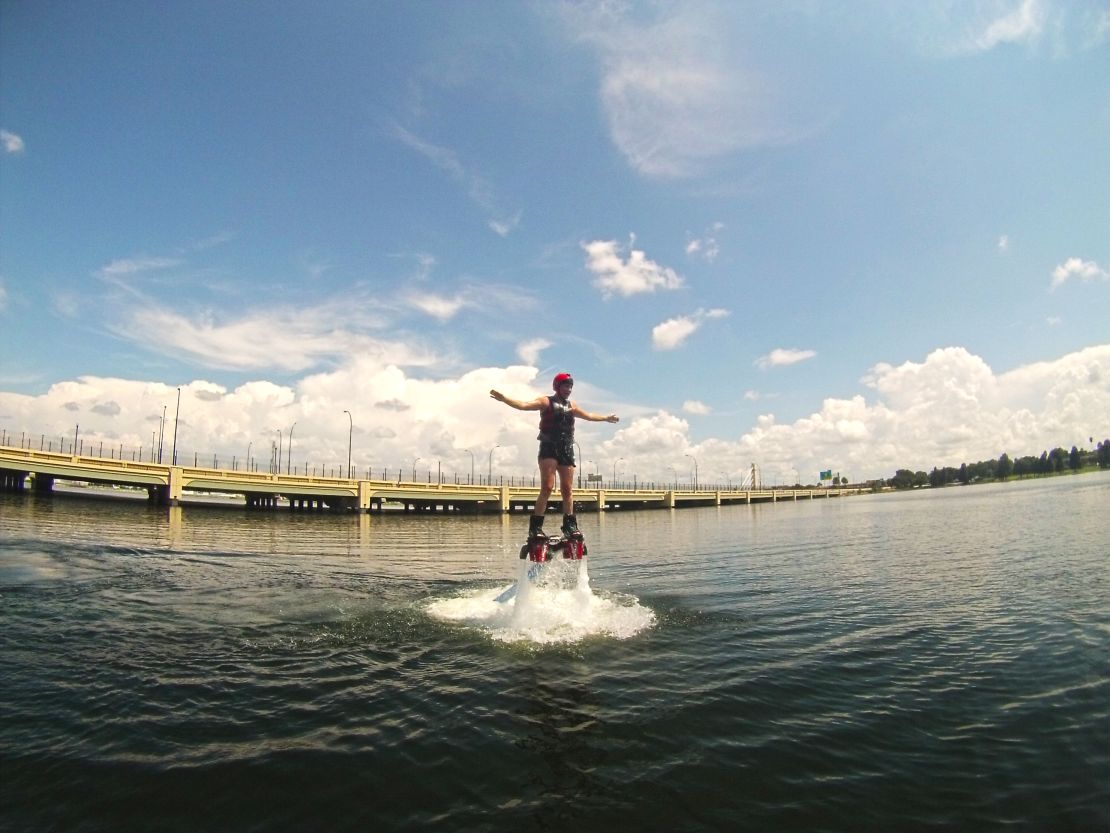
[583,237,685,299]
[597,344,1110,485]
[682,400,710,415]
[3,345,1107,484]
[652,308,729,351]
[1050,257,1108,290]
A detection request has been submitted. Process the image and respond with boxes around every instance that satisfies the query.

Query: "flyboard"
[493,530,587,603]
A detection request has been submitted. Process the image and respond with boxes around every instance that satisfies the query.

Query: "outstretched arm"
[572,403,619,423]
[490,389,548,411]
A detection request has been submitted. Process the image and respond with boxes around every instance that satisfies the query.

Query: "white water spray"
[427,556,654,645]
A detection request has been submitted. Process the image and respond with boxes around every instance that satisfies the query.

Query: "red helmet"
[552,372,574,390]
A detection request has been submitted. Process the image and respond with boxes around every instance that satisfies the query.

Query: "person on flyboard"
[490,373,619,559]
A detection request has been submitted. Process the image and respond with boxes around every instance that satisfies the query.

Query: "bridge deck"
[0,445,861,512]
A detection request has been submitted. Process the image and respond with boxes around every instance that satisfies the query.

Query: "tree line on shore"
[883,439,1110,490]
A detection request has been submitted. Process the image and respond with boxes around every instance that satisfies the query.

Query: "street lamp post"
[488,445,499,484]
[343,410,353,478]
[158,405,167,464]
[171,387,181,466]
[287,421,296,475]
[466,449,475,484]
[685,453,698,490]
[613,457,624,483]
[412,456,421,482]
[669,465,678,490]
[247,441,252,473]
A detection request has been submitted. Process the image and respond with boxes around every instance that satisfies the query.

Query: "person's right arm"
[490,390,546,411]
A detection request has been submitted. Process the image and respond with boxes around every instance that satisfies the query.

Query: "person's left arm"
[571,403,619,424]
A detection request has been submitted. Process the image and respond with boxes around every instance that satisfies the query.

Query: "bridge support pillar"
[714,491,721,506]
[499,484,510,513]
[32,473,54,494]
[596,489,606,511]
[167,467,183,506]
[664,490,676,508]
[357,481,372,513]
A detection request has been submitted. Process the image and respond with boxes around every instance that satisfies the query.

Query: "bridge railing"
[2,431,853,492]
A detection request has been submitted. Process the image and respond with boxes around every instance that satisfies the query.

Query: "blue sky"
[1,0,1108,484]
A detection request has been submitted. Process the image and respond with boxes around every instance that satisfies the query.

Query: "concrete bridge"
[0,444,862,514]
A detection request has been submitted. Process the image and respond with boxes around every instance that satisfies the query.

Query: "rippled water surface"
[1,476,1107,832]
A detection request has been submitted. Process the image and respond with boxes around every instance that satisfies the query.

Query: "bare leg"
[534,457,558,515]
[557,464,575,515]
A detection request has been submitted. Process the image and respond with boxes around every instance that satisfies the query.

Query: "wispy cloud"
[517,338,551,366]
[388,120,517,235]
[997,234,1010,253]
[489,212,522,238]
[1090,8,1110,47]
[686,222,724,263]
[0,279,7,312]
[970,0,1046,51]
[390,252,437,282]
[652,308,729,351]
[108,296,434,372]
[682,400,710,415]
[191,231,236,251]
[97,257,184,279]
[583,236,685,299]
[1050,257,1108,290]
[404,292,470,321]
[755,348,817,370]
[1,130,24,154]
[403,283,537,322]
[561,5,801,178]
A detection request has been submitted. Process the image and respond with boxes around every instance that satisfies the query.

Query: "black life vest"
[538,395,574,441]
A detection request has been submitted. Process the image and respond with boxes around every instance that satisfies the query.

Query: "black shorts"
[538,437,575,467]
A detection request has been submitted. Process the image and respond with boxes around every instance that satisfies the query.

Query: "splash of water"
[426,558,655,645]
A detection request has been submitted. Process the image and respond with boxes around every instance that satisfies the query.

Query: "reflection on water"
[0,475,1107,832]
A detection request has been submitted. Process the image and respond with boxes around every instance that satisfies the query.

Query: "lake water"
[0,475,1107,832]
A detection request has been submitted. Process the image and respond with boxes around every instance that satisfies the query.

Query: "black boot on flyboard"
[560,514,586,560]
[518,513,587,562]
[520,514,552,563]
